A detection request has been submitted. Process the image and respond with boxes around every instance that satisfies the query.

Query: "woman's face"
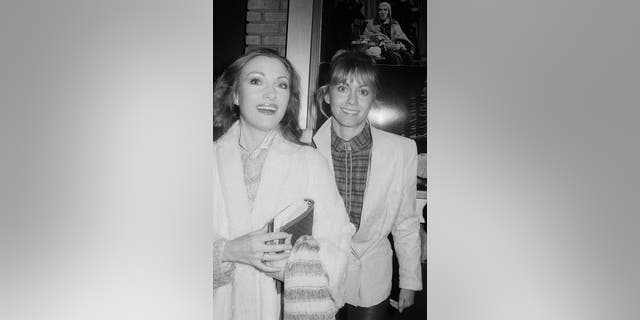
[378,6,390,21]
[234,56,290,134]
[325,76,375,130]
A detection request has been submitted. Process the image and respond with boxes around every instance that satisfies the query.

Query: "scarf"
[283,236,336,320]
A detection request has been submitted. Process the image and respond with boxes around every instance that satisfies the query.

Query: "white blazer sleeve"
[391,140,423,291]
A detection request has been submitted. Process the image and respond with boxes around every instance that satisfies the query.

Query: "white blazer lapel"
[314,121,389,245]
[357,126,392,242]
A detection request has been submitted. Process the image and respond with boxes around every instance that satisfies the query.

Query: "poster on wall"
[310,0,427,141]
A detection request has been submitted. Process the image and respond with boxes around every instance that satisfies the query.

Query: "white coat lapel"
[250,133,296,229]
[215,123,252,238]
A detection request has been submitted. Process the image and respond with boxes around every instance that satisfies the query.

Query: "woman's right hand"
[221,224,292,273]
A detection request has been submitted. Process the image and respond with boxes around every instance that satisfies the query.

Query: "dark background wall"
[213,1,247,80]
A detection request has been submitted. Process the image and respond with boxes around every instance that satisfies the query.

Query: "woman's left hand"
[398,288,415,313]
[264,235,292,281]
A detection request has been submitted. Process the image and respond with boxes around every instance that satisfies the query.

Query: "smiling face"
[234,56,290,135]
[325,76,376,132]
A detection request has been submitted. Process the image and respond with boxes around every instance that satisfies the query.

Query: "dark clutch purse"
[279,199,314,245]
[267,199,314,294]
[266,199,314,245]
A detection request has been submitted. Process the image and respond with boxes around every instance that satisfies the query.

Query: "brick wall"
[245,0,289,56]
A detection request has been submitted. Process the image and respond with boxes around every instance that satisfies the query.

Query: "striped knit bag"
[283,235,336,320]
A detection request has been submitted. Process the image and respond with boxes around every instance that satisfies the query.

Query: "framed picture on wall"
[308,0,427,141]
[319,0,426,66]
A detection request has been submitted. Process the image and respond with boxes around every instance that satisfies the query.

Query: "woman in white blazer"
[312,50,422,320]
[212,48,355,320]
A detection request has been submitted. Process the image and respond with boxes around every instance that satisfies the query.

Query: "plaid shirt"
[331,123,372,231]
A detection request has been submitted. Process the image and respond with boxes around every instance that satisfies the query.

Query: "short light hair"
[314,50,379,119]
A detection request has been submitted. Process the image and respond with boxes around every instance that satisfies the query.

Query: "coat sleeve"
[390,139,423,291]
[306,150,356,308]
[213,239,235,289]
[212,145,235,289]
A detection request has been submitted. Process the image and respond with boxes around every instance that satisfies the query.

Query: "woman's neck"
[331,118,367,141]
[238,119,272,152]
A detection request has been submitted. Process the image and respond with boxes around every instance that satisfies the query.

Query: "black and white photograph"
[213,0,427,319]
[4,1,640,320]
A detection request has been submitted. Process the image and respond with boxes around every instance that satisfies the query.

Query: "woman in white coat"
[313,50,422,320]
[212,48,355,320]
